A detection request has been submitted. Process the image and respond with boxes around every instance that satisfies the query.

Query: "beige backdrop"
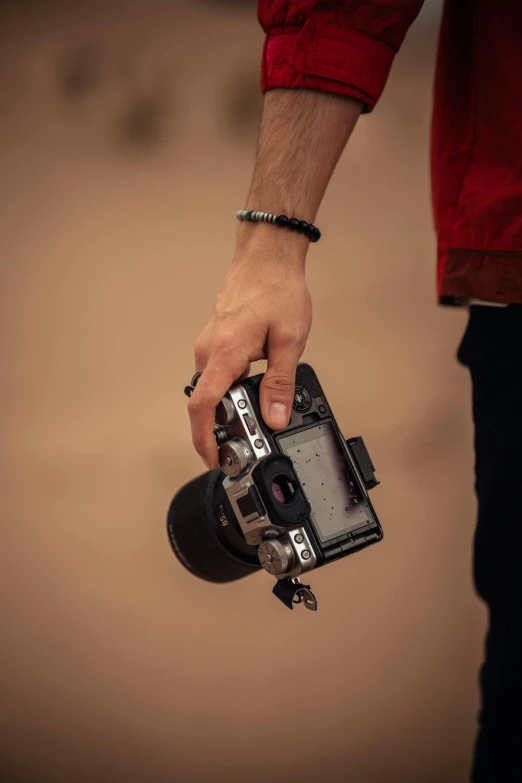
[1,2,484,782]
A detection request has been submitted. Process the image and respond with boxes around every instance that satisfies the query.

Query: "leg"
[458,304,522,782]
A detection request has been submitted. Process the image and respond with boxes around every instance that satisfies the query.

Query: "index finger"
[188,353,248,470]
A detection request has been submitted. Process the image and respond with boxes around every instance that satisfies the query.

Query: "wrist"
[235,220,309,268]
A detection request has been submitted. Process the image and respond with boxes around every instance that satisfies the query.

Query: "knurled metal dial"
[215,397,236,426]
[218,438,253,478]
[258,539,294,576]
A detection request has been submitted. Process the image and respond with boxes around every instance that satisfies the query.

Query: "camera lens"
[167,468,261,583]
[271,475,297,504]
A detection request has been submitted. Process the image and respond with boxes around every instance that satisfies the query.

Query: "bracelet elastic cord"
[236,210,321,243]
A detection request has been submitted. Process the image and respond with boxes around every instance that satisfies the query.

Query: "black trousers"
[457,304,522,782]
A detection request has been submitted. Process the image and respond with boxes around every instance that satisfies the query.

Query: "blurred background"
[0,1,484,782]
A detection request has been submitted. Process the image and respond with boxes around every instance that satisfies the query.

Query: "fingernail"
[269,402,288,428]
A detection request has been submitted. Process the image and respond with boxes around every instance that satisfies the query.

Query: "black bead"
[298,220,309,234]
[275,214,289,226]
[311,227,321,242]
[288,218,300,230]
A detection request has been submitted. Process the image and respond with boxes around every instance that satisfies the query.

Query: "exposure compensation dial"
[218,438,253,478]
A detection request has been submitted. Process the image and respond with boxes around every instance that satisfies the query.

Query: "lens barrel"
[167,468,261,583]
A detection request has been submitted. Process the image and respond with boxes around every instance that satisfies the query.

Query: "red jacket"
[258,1,522,305]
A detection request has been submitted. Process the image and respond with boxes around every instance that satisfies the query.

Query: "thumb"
[260,334,301,430]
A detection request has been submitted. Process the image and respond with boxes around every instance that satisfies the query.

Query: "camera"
[167,363,383,611]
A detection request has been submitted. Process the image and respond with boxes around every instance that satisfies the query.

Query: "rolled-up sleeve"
[258,1,426,111]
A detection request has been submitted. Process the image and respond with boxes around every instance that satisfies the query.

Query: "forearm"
[236,88,363,258]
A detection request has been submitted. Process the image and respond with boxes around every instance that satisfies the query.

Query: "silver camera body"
[212,363,383,593]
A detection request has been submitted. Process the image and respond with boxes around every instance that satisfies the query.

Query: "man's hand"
[187,88,362,470]
[188,229,312,470]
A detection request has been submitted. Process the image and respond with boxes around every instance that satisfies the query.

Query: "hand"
[188,235,312,470]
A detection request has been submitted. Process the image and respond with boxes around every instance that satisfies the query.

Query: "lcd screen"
[278,422,371,543]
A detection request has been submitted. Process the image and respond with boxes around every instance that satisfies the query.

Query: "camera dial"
[215,397,236,426]
[258,539,294,576]
[219,438,253,478]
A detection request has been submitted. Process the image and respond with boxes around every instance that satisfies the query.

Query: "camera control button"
[293,385,312,413]
[243,413,256,435]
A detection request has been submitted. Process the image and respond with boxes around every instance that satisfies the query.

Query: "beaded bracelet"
[236,209,321,243]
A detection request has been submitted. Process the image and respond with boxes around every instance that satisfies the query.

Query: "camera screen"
[278,422,371,544]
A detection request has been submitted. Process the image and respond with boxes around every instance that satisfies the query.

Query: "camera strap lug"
[272,577,317,612]
[183,372,202,399]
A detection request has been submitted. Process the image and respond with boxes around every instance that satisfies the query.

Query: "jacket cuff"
[261,20,396,112]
